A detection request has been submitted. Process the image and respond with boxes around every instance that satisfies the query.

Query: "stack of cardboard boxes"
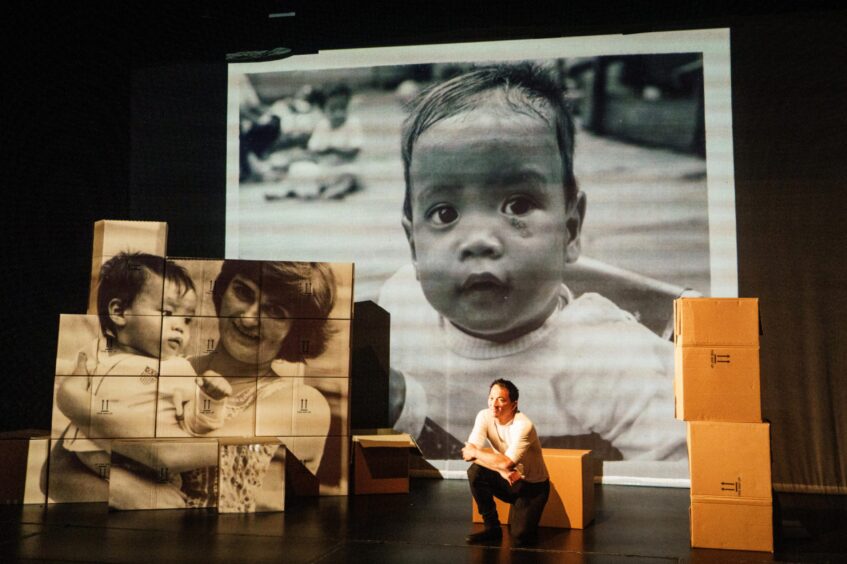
[674,298,773,552]
[1,220,355,511]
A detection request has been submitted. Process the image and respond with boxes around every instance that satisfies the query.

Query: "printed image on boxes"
[285,435,349,496]
[165,316,258,378]
[52,375,157,440]
[166,258,225,318]
[87,221,168,315]
[0,431,50,505]
[43,221,355,509]
[109,439,218,510]
[674,345,762,422]
[259,262,355,321]
[270,320,351,378]
[218,438,285,513]
[47,437,111,504]
[254,377,347,437]
[156,377,257,438]
[674,298,760,347]
[88,253,167,320]
[56,314,161,378]
[687,421,772,499]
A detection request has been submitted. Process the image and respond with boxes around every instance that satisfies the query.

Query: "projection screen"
[226,29,736,485]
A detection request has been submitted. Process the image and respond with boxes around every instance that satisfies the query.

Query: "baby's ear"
[565,191,587,264]
[108,298,128,328]
[401,215,420,280]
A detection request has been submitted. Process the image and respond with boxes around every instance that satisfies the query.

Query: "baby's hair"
[489,378,520,403]
[212,260,337,363]
[97,252,195,339]
[401,63,577,220]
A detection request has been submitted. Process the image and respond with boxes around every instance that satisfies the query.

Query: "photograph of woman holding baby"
[47,256,352,508]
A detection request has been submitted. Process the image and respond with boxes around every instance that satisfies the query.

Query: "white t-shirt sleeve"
[504,417,533,464]
[467,410,488,448]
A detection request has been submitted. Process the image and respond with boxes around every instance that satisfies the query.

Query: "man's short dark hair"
[401,63,577,220]
[490,378,519,403]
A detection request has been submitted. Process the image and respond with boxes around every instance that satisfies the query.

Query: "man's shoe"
[465,527,503,544]
[512,534,538,548]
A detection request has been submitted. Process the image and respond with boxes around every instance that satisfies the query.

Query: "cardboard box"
[674,345,761,422]
[0,431,50,504]
[87,221,168,315]
[352,432,418,494]
[539,449,594,529]
[285,435,349,496]
[674,298,760,347]
[218,438,285,513]
[690,496,773,552]
[109,439,218,510]
[473,448,594,529]
[47,437,110,503]
[687,421,771,500]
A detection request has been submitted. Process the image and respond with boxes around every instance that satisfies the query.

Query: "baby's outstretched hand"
[196,372,232,400]
[72,352,91,375]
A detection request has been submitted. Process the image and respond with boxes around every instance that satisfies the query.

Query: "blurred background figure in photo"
[263,82,364,201]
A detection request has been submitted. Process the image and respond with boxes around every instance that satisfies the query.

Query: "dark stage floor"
[2,479,845,563]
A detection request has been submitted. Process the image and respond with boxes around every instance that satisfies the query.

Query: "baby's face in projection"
[407,96,569,342]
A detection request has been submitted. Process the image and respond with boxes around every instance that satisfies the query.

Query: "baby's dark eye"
[502,196,536,216]
[184,317,193,325]
[427,205,459,226]
[161,309,173,317]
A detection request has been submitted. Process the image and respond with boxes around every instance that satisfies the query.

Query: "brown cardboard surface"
[0,433,49,504]
[674,345,761,422]
[92,220,168,259]
[687,421,772,499]
[690,496,773,552]
[353,441,410,494]
[674,298,760,347]
[472,448,594,529]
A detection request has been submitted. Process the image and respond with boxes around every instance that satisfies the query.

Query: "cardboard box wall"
[674,345,761,422]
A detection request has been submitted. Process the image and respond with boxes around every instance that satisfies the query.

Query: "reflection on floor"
[3,479,845,563]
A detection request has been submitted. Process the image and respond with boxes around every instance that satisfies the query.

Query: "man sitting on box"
[462,379,550,547]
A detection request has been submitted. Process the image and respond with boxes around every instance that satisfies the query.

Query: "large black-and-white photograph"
[226,30,737,483]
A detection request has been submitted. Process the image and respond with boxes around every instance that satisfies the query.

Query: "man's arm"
[462,442,514,472]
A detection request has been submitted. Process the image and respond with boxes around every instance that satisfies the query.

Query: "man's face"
[159,283,197,360]
[406,100,575,342]
[488,384,517,423]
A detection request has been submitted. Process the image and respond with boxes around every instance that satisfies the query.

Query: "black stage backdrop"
[6,3,845,493]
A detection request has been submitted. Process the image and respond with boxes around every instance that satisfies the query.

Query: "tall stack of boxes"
[674,298,773,552]
[40,220,354,511]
